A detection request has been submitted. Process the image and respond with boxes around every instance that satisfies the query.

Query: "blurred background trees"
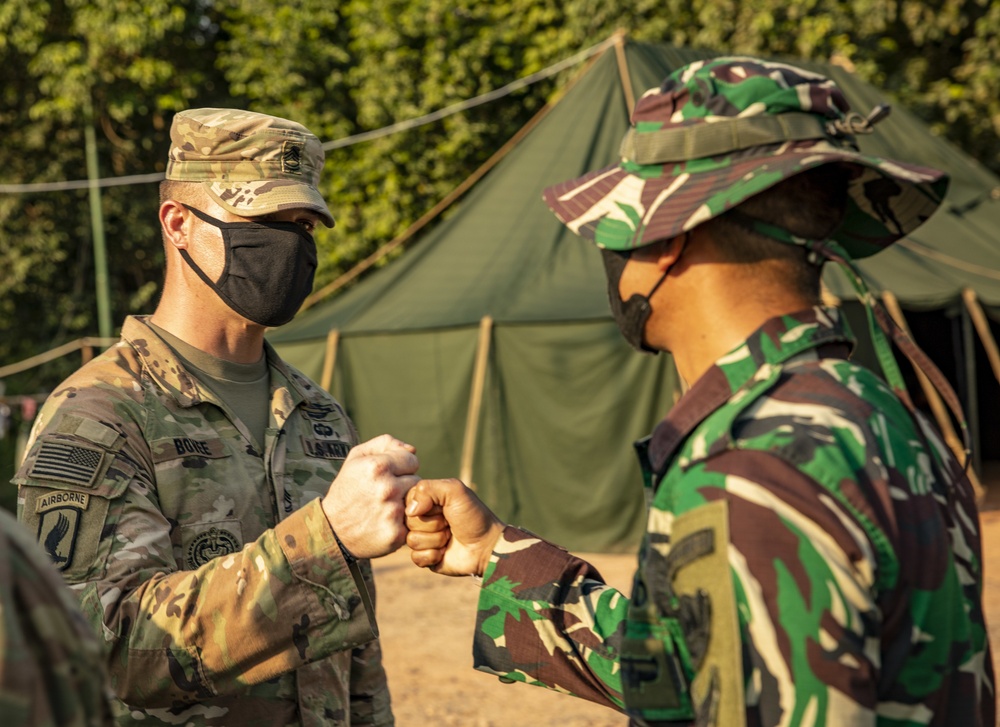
[0,0,996,392]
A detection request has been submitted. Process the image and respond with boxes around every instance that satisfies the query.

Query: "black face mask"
[181,204,317,327]
[600,240,683,353]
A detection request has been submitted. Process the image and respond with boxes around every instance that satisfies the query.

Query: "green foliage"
[0,0,996,405]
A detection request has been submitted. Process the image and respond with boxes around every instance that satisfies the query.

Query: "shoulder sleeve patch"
[17,428,135,581]
[36,507,84,572]
[28,440,105,488]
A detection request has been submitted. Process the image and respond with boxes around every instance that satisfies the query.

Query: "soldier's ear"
[159,199,190,250]
[653,231,692,272]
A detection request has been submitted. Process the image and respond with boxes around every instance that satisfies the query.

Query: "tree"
[0,0,996,401]
[0,0,235,390]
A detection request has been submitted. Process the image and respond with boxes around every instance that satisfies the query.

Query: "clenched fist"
[321,434,420,560]
[404,478,505,577]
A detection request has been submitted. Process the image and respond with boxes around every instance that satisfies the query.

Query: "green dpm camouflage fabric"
[0,507,115,726]
[472,307,994,727]
[542,57,948,259]
[13,316,393,727]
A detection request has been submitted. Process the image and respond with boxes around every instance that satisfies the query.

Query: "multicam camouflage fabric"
[472,308,995,726]
[0,508,115,727]
[13,316,392,727]
[542,57,948,258]
[167,108,335,227]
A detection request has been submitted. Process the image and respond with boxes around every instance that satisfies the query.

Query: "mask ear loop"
[730,212,973,470]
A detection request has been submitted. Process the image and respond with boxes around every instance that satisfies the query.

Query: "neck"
[151,296,266,365]
[660,266,814,386]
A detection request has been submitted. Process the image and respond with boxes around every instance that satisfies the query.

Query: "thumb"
[405,482,441,518]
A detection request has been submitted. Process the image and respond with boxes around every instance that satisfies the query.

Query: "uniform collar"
[121,315,324,409]
[639,306,854,480]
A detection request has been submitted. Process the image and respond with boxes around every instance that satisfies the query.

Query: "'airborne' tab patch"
[36,490,91,513]
[29,440,104,487]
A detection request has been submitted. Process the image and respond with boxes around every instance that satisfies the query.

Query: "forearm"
[78,499,377,706]
[473,526,628,711]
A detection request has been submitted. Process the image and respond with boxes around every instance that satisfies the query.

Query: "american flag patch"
[29,441,104,487]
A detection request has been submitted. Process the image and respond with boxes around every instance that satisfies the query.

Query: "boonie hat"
[543,56,948,259]
[166,108,334,227]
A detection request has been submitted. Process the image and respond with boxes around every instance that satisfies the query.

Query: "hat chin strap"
[727,211,972,469]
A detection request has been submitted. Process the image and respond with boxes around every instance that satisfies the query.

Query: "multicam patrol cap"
[542,56,948,259]
[166,108,335,227]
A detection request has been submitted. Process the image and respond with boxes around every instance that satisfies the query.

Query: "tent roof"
[271,40,1000,344]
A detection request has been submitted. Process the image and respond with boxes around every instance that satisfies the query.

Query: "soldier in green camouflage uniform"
[13,109,418,726]
[405,58,995,726]
[0,507,114,726]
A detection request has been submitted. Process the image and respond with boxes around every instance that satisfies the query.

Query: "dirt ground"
[372,481,1000,726]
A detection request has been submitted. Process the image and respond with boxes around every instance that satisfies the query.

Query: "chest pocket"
[281,404,355,515]
[15,417,134,582]
[148,435,259,567]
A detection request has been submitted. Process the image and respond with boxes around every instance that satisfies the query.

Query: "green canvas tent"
[269,39,1000,552]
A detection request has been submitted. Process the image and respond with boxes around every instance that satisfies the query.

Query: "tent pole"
[321,329,341,392]
[960,299,981,476]
[460,316,493,490]
[612,28,635,117]
[962,288,1000,386]
[883,291,985,500]
[820,281,841,307]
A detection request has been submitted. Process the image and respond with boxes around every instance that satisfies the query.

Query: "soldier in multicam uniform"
[405,58,996,726]
[0,507,114,726]
[12,108,419,726]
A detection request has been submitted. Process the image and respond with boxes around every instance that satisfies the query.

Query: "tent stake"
[882,291,985,500]
[321,329,341,392]
[460,316,494,489]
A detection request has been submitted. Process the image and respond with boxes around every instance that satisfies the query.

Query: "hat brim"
[542,140,948,259]
[206,180,335,228]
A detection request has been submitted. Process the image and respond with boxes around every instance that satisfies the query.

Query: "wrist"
[333,529,357,566]
[476,522,506,577]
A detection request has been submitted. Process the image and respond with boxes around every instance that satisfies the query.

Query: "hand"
[321,434,420,560]
[405,478,505,577]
